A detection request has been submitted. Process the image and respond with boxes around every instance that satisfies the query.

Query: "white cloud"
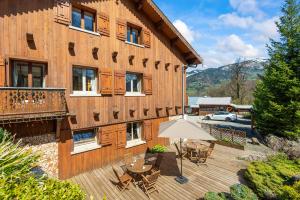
[173,19,198,43]
[229,0,264,18]
[253,17,279,40]
[219,13,255,28]
[218,34,260,57]
[219,13,279,42]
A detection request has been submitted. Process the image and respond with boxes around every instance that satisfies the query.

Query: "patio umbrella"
[159,118,216,184]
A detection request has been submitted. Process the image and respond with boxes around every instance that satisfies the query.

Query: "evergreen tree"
[253,0,300,139]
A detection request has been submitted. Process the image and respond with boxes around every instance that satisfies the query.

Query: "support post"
[56,119,62,142]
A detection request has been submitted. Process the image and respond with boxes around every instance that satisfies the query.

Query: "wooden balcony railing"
[0,87,67,123]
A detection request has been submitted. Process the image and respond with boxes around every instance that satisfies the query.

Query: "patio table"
[126,161,152,186]
[185,143,209,151]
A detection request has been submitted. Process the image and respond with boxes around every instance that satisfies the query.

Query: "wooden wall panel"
[58,117,169,179]
[0,0,186,178]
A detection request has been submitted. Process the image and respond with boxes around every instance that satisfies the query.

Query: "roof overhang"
[132,0,203,65]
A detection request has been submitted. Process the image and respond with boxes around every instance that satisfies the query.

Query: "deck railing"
[0,87,67,122]
[201,123,247,146]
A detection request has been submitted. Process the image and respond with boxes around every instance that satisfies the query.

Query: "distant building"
[188,97,232,115]
[188,97,253,115]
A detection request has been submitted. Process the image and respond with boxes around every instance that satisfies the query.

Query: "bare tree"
[229,58,249,104]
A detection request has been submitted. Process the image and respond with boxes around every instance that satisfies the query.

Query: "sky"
[153,0,283,68]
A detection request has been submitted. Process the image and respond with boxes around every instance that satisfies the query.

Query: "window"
[72,66,97,95]
[71,6,95,32]
[73,129,96,146]
[126,122,143,143]
[12,61,46,88]
[126,72,142,93]
[127,25,141,44]
[72,129,101,153]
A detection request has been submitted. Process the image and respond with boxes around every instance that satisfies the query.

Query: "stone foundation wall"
[19,134,58,178]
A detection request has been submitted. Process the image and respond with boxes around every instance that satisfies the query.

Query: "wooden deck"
[70,144,249,200]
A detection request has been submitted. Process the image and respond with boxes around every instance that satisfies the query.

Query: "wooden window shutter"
[0,56,5,87]
[142,29,151,48]
[100,68,113,95]
[116,124,127,149]
[97,12,110,36]
[143,120,152,141]
[99,126,113,146]
[114,70,126,95]
[116,19,126,41]
[143,74,152,95]
[54,0,71,25]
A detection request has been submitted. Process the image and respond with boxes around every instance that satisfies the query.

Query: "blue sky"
[153,0,283,68]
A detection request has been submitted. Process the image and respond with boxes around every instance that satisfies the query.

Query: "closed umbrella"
[159,118,216,184]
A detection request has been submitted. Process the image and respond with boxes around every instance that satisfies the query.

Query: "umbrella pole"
[175,137,188,184]
[180,138,183,177]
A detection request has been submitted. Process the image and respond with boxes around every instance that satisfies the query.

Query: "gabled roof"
[133,0,203,65]
[188,97,232,107]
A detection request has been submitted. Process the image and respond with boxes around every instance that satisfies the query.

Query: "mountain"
[187,58,267,97]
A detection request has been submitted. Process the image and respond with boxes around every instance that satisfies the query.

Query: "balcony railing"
[0,87,67,123]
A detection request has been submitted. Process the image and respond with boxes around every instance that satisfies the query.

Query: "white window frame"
[72,66,97,96]
[125,72,142,95]
[126,122,145,148]
[71,129,101,154]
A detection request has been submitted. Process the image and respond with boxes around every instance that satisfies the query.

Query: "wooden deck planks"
[70,144,249,200]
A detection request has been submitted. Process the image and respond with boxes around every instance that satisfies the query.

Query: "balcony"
[0,87,67,124]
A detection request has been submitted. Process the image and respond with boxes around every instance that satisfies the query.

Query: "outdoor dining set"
[112,153,164,198]
[175,140,215,165]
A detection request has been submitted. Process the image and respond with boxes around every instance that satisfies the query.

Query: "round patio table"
[185,143,208,151]
[126,164,152,186]
[126,164,152,174]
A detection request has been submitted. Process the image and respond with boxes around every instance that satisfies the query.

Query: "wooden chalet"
[0,0,202,179]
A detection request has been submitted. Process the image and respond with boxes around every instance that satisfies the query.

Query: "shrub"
[149,144,167,153]
[0,129,86,199]
[230,184,258,200]
[204,192,225,200]
[0,175,85,200]
[244,153,300,199]
[0,128,39,178]
[278,181,300,200]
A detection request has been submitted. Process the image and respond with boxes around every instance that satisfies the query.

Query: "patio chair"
[197,150,209,165]
[151,154,164,174]
[141,170,160,198]
[207,142,215,157]
[174,143,187,159]
[112,166,133,192]
[189,149,199,162]
[124,153,133,166]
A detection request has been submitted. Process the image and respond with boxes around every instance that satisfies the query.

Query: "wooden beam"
[135,0,145,10]
[183,51,193,58]
[56,119,62,141]
[170,37,179,47]
[155,20,164,30]
[187,58,197,65]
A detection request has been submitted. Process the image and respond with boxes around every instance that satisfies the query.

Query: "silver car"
[204,111,237,121]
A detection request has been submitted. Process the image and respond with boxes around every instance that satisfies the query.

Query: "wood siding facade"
[0,0,196,179]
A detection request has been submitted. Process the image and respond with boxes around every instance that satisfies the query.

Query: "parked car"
[204,111,237,121]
